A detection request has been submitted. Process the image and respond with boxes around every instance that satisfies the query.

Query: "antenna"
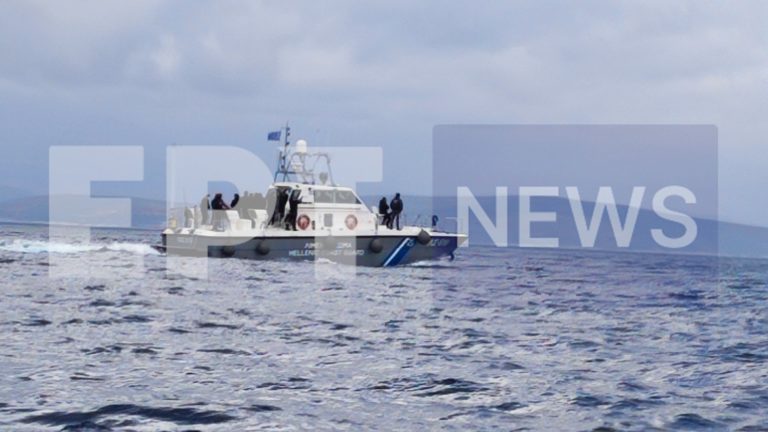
[274,122,292,181]
[169,143,175,212]
[271,124,333,185]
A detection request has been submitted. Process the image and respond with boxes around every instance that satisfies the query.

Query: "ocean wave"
[2,223,767,430]
[0,239,159,255]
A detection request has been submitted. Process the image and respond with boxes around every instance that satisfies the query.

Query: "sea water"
[0,223,766,431]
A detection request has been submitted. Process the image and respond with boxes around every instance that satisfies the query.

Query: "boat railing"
[437,216,459,234]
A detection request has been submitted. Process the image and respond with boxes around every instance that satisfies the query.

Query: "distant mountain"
[2,193,767,258]
[0,184,36,202]
[364,194,768,259]
[0,195,167,229]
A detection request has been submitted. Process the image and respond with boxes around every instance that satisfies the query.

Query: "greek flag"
[267,131,281,141]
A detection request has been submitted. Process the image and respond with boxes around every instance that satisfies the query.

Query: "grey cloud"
[0,1,767,224]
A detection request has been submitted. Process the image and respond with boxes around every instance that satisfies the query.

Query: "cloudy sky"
[0,1,766,225]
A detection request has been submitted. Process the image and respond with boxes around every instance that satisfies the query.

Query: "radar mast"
[273,125,335,185]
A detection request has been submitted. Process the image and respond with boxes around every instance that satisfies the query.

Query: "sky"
[0,1,766,225]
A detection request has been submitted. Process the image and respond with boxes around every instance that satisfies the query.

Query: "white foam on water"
[104,242,160,255]
[0,239,160,255]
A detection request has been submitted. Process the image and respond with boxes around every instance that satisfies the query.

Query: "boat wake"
[0,239,160,255]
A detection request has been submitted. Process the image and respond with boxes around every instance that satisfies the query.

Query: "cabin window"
[313,189,361,204]
[335,190,361,204]
[314,190,334,203]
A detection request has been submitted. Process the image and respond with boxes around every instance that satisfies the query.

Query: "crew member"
[266,189,277,225]
[241,193,250,221]
[378,196,390,226]
[270,188,289,226]
[286,189,303,231]
[389,193,403,230]
[184,207,194,228]
[211,193,230,229]
[200,194,210,225]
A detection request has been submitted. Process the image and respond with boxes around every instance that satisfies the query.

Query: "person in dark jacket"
[270,188,289,226]
[211,193,230,229]
[389,193,403,230]
[211,193,229,210]
[286,189,303,230]
[237,191,249,218]
[378,196,390,226]
[266,189,277,224]
[200,194,210,225]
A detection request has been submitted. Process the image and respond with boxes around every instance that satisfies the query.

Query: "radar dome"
[295,139,308,154]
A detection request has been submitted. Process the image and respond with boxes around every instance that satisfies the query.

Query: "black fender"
[416,229,431,245]
[369,238,384,253]
[256,241,270,255]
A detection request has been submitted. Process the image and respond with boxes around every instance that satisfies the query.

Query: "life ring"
[297,214,310,230]
[345,214,358,230]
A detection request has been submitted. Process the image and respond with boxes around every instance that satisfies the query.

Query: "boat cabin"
[172,129,386,234]
[263,182,376,233]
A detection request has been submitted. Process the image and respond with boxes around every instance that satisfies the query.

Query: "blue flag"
[267,131,281,141]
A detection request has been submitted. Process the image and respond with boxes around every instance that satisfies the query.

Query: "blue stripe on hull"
[383,238,415,267]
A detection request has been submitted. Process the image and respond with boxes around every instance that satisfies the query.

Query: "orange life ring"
[345,214,358,230]
[297,214,311,230]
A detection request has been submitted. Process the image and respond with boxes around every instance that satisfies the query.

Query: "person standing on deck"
[200,194,210,225]
[210,193,230,229]
[286,189,303,231]
[270,189,289,226]
[266,189,277,225]
[389,193,403,230]
[378,196,390,226]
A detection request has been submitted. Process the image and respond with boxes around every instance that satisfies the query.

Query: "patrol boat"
[158,128,467,266]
